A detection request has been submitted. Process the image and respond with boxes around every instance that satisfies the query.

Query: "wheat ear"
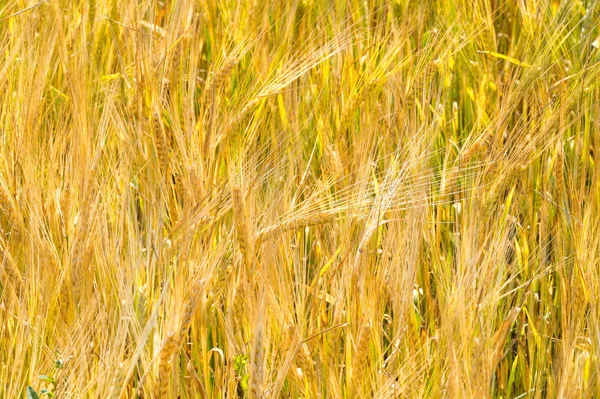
[231,184,254,270]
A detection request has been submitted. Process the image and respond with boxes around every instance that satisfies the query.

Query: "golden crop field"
[1,0,600,397]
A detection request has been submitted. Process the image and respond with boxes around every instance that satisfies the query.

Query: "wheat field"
[1,0,600,397]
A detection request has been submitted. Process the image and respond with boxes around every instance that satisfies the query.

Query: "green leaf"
[477,50,532,67]
[38,375,55,384]
[27,387,40,399]
[40,388,54,398]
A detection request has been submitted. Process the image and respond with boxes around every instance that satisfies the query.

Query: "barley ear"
[154,333,179,398]
[250,312,265,398]
[231,184,254,271]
